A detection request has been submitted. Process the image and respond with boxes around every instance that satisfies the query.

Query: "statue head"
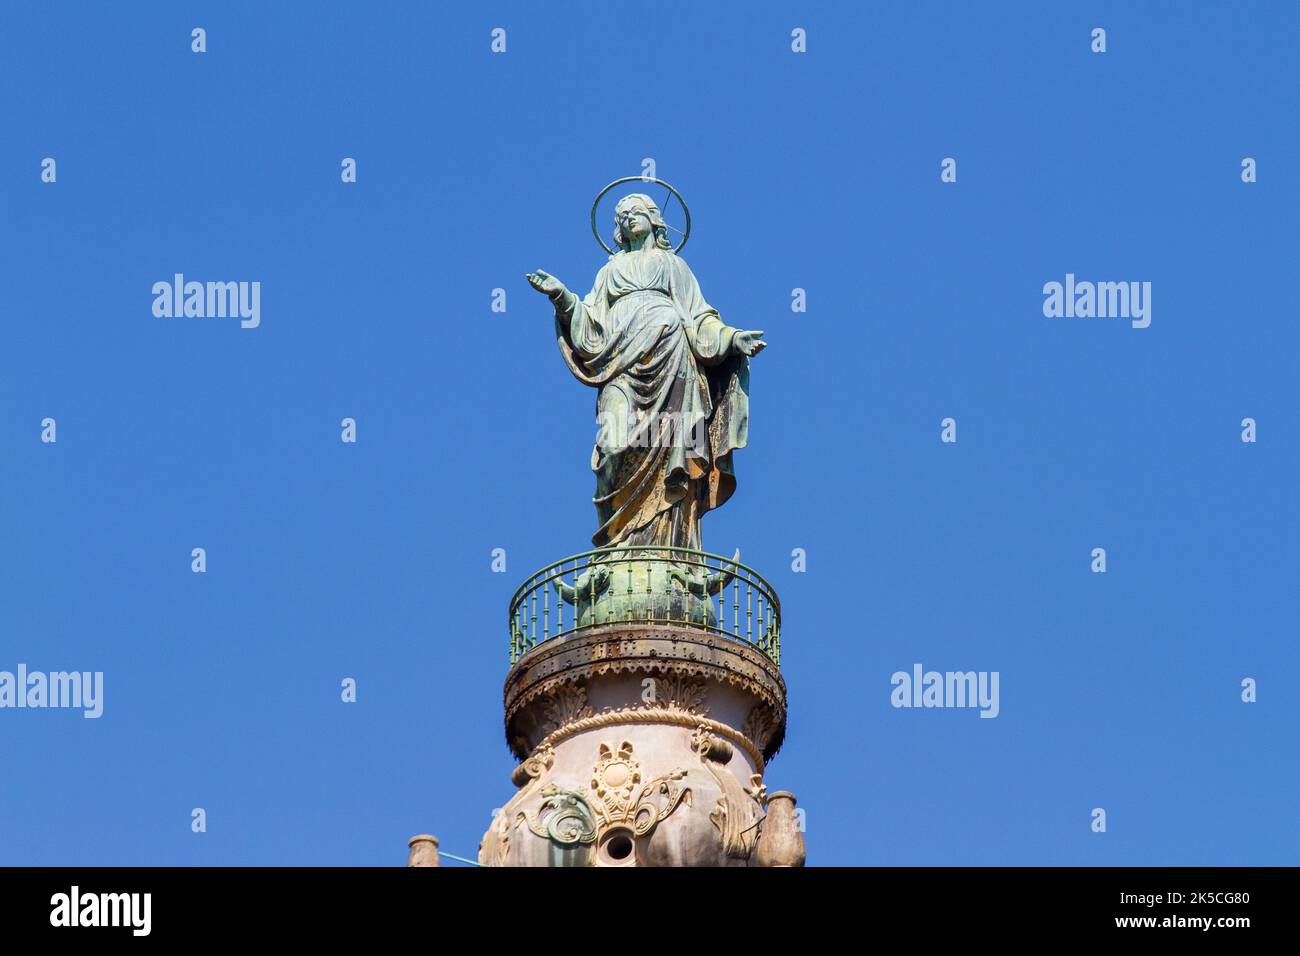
[612,194,672,252]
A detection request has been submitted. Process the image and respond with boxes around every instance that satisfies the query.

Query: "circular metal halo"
[590,176,692,255]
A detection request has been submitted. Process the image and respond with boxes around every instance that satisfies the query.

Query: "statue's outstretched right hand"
[526,269,567,300]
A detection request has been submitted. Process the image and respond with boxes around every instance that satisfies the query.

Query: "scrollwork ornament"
[525,784,598,846]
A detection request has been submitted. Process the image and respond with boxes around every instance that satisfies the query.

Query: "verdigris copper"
[527,191,766,551]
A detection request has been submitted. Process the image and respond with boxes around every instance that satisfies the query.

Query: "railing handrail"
[507,545,781,612]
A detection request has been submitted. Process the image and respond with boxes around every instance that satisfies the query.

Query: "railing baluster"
[732,576,739,637]
[746,582,752,644]
[721,559,728,633]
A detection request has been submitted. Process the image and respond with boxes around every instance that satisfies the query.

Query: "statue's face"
[616,198,653,244]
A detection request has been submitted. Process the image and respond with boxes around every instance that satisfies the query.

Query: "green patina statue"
[527,189,767,556]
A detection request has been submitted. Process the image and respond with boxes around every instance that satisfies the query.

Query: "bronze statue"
[527,182,766,552]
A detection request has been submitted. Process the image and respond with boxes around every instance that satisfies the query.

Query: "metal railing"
[508,547,781,667]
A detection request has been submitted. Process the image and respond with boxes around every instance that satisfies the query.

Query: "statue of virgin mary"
[527,192,767,553]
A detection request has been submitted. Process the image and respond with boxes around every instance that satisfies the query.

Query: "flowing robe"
[554,248,749,551]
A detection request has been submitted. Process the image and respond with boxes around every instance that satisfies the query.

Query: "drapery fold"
[554,249,749,550]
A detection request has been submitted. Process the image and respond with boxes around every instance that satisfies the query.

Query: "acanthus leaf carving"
[657,674,708,715]
[535,683,593,740]
[743,704,780,751]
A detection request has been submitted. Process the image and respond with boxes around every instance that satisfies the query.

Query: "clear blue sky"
[1,1,1296,866]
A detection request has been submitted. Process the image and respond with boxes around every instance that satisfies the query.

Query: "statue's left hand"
[734,330,767,358]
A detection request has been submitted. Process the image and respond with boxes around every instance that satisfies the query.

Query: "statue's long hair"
[612,194,673,252]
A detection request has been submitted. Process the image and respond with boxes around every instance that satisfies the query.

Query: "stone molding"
[503,624,787,762]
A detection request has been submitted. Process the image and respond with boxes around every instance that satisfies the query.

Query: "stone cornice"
[503,624,787,762]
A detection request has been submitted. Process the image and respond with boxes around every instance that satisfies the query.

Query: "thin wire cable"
[436,850,481,867]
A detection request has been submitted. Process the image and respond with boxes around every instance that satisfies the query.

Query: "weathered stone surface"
[504,624,786,762]
[407,834,440,867]
[754,791,806,867]
[482,625,797,867]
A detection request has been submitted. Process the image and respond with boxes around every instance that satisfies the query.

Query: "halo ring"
[590,176,691,255]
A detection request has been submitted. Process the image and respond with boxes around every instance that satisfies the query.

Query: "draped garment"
[554,248,749,551]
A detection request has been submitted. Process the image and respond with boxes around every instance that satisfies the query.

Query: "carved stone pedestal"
[477,625,803,867]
